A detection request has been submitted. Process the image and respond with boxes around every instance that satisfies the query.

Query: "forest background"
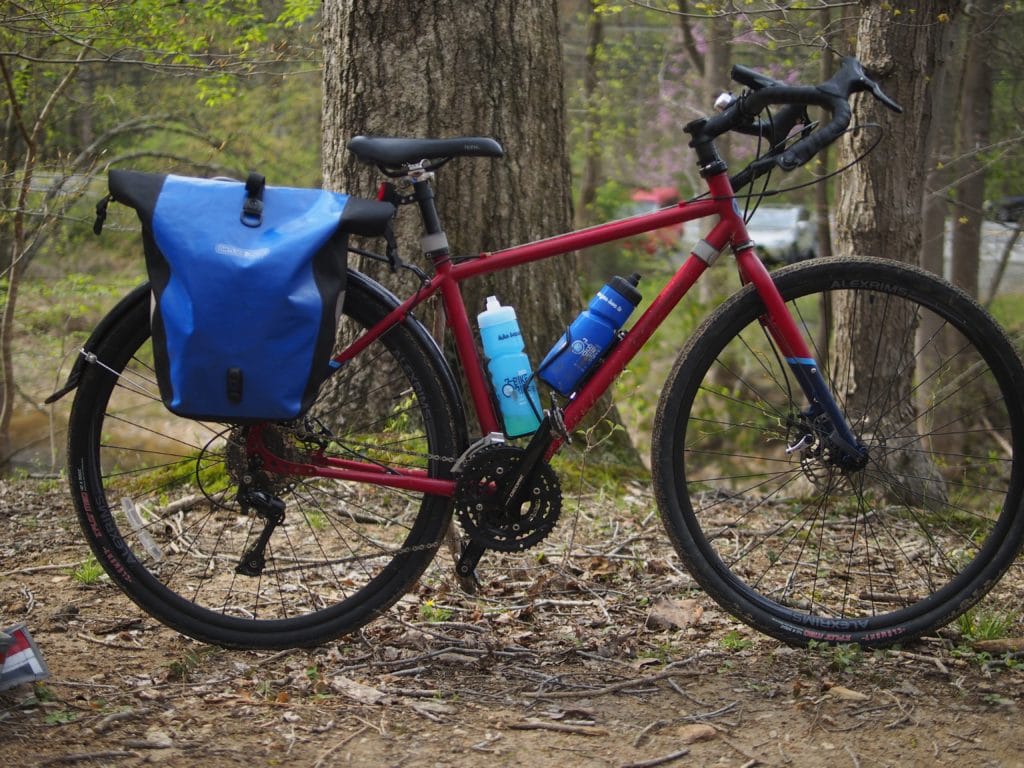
[3,4,1024,766]
[2,0,1023,473]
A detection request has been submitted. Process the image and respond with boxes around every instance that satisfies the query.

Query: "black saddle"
[347,136,504,168]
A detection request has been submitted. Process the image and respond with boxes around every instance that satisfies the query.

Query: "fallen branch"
[38,752,137,766]
[620,748,690,768]
[524,666,701,699]
[509,719,609,736]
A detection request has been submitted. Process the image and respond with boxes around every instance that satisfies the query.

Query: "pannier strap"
[241,172,265,228]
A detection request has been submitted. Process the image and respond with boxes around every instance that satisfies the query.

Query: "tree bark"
[575,0,604,230]
[322,0,637,458]
[920,18,963,277]
[832,1,959,506]
[950,0,997,299]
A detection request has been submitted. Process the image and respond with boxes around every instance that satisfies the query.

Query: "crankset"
[454,444,562,553]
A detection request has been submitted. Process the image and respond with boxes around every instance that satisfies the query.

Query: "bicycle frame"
[255,170,847,493]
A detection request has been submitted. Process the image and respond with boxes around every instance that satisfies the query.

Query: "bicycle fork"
[735,247,868,470]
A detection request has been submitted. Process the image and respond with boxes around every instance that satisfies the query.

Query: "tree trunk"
[950,0,997,299]
[698,11,732,305]
[813,10,835,361]
[832,0,957,506]
[321,0,637,459]
[575,0,604,230]
[920,18,963,277]
[916,11,965,458]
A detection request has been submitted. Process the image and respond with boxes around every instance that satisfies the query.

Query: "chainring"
[454,444,562,552]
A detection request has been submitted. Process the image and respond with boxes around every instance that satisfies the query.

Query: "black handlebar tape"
[730,63,783,91]
[778,99,851,170]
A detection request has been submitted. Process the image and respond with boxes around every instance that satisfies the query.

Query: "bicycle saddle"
[347,136,504,167]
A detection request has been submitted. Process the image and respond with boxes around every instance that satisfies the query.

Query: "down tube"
[560,250,713,436]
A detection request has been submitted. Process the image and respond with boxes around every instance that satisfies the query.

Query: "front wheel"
[66,271,463,649]
[653,257,1024,647]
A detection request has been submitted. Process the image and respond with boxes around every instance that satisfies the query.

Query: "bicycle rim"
[67,274,460,648]
[653,257,1024,647]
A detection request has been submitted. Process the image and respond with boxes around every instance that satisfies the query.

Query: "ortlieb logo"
[215,243,270,259]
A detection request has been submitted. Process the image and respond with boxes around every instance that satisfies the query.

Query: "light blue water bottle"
[538,273,642,396]
[477,296,543,437]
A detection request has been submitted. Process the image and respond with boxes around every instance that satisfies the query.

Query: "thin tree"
[950,0,999,299]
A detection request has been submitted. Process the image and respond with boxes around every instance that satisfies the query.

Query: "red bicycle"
[56,58,1024,649]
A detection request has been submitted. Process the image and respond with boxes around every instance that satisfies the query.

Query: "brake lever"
[867,79,903,113]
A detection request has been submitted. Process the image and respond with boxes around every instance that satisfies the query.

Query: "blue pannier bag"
[104,169,395,422]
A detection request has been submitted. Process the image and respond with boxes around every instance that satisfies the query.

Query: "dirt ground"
[1,476,1022,768]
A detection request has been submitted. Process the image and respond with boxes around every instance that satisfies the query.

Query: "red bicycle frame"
[255,170,819,493]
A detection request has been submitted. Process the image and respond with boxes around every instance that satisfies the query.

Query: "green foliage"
[806,640,864,672]
[418,599,453,623]
[44,709,78,726]
[71,556,105,586]
[720,629,752,651]
[957,608,1017,643]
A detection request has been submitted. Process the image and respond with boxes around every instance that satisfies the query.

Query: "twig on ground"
[633,719,668,747]
[95,707,149,732]
[892,649,949,675]
[678,700,739,723]
[38,752,137,766]
[619,747,690,768]
[0,561,85,577]
[524,667,699,699]
[524,653,713,699]
[510,719,610,736]
[77,632,145,650]
[312,725,368,768]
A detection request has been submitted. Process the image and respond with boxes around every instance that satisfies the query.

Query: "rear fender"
[45,283,152,404]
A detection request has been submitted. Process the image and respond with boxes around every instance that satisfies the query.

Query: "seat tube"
[412,178,502,435]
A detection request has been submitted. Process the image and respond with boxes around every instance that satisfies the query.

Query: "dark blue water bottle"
[538,273,642,396]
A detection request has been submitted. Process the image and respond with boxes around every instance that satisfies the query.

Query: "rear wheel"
[653,257,1024,647]
[67,271,462,649]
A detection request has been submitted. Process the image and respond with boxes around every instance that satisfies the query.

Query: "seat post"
[411,177,450,262]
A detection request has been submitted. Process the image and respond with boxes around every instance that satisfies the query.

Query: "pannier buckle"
[241,172,266,227]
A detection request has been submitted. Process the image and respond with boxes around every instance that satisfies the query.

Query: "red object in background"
[626,187,683,254]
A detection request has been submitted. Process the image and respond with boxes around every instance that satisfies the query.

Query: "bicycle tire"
[66,270,462,649]
[652,257,1024,648]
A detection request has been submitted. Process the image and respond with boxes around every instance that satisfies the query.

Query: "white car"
[746,204,817,265]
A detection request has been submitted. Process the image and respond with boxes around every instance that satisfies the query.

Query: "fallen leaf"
[676,723,717,744]
[329,675,386,705]
[827,685,869,702]
[645,598,704,631]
